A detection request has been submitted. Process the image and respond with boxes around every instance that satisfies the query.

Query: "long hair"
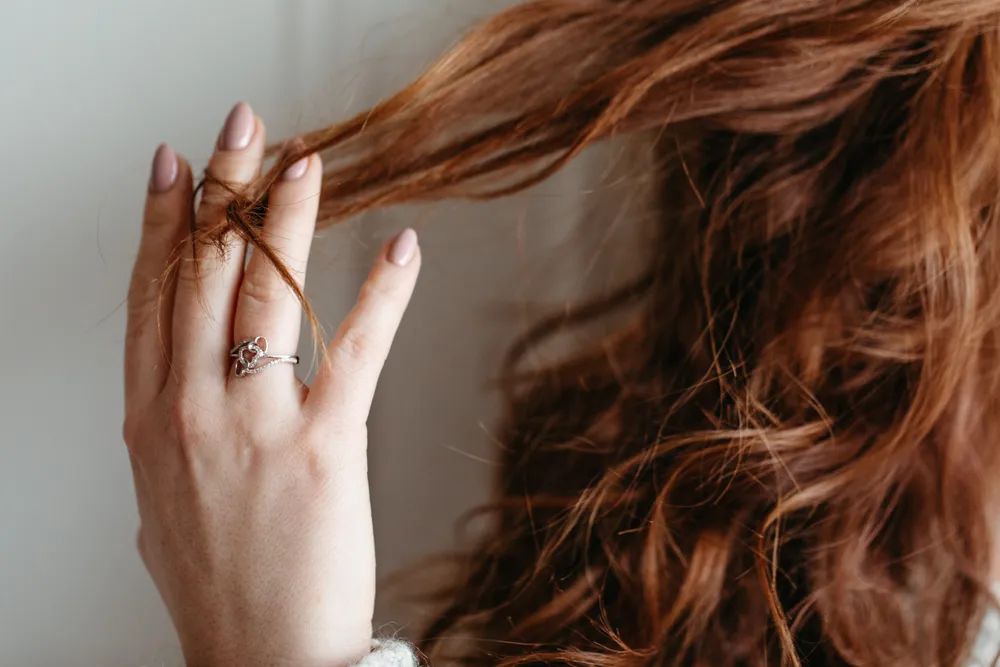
[207,0,1000,664]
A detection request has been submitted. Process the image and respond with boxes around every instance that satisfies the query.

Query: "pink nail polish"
[281,155,310,181]
[218,102,255,151]
[148,143,178,194]
[388,228,418,266]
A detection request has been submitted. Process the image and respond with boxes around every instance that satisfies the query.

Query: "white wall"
[0,2,635,665]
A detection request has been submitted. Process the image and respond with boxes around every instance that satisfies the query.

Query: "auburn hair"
[200,0,1000,665]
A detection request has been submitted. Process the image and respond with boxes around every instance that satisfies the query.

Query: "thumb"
[307,228,421,421]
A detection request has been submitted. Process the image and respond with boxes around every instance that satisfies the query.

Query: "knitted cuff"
[351,639,419,667]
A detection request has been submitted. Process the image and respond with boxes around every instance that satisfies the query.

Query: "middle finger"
[171,102,266,387]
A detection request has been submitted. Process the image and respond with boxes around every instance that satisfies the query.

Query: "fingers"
[125,144,193,411]
[307,229,421,421]
[231,147,322,390]
[171,102,266,387]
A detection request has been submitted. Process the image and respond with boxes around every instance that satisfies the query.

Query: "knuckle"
[239,272,287,306]
[336,327,374,365]
[174,249,232,291]
[166,394,205,449]
[142,204,180,233]
[361,277,398,304]
[299,425,367,485]
[174,258,220,295]
[303,445,337,487]
[125,285,158,327]
[121,416,142,450]
[173,269,197,292]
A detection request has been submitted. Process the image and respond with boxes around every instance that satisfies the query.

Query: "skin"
[123,103,421,667]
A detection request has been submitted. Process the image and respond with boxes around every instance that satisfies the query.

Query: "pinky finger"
[306,229,421,422]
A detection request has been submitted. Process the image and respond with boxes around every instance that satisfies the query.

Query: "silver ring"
[230,336,299,377]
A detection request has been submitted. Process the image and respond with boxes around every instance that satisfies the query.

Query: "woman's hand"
[122,102,421,667]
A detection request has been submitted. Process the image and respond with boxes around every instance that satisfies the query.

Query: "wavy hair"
[203,0,1000,664]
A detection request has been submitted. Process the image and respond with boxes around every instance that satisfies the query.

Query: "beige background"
[0,1,641,665]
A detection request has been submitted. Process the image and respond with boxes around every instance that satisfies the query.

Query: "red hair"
[199,1,1000,664]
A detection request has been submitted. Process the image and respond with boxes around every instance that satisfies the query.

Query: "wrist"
[183,629,373,667]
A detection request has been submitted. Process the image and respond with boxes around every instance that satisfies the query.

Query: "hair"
[203,0,1000,665]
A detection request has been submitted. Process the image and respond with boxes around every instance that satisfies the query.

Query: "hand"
[122,102,421,667]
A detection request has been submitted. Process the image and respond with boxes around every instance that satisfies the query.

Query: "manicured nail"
[148,143,178,194]
[388,228,418,266]
[281,155,310,181]
[218,102,255,151]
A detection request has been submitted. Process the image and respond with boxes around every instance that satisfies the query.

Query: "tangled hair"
[206,0,1000,664]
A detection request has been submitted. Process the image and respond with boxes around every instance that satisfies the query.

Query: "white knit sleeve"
[351,639,420,667]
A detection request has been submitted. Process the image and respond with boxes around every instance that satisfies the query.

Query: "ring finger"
[230,144,321,390]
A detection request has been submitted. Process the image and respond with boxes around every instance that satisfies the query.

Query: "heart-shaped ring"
[229,336,300,377]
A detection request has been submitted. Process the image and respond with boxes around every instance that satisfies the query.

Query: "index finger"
[125,144,193,413]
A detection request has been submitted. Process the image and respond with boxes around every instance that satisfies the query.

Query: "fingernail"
[281,155,310,181]
[218,102,255,151]
[148,143,178,194]
[388,228,418,266]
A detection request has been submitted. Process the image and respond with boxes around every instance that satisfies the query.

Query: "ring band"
[230,336,299,377]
